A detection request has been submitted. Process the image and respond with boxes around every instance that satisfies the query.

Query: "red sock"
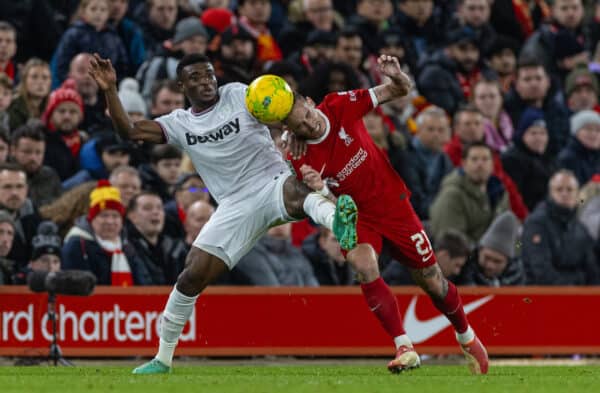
[360,277,405,338]
[432,281,469,334]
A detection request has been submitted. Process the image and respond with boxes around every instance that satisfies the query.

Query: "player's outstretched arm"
[89,53,164,144]
[372,55,413,106]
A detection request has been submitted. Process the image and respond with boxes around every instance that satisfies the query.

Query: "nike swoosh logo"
[403,295,494,343]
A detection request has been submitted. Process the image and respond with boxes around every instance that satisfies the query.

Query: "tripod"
[47,293,73,366]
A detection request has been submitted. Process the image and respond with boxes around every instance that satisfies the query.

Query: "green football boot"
[132,358,172,374]
[332,194,358,250]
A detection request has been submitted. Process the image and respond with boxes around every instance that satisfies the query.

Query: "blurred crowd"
[0,0,600,287]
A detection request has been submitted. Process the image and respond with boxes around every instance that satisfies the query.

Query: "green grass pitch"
[1,365,598,393]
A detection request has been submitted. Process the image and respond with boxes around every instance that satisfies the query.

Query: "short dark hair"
[434,229,471,258]
[151,79,182,105]
[453,103,481,127]
[0,162,26,176]
[176,54,211,78]
[11,121,45,146]
[127,190,162,212]
[336,27,362,45]
[0,21,16,36]
[150,144,182,164]
[461,141,492,159]
[516,56,547,74]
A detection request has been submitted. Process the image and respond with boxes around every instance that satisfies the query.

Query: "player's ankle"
[393,334,413,350]
[456,325,475,345]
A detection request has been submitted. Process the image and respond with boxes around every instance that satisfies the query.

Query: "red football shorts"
[342,197,437,269]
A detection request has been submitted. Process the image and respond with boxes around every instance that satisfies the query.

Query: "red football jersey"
[290,89,410,216]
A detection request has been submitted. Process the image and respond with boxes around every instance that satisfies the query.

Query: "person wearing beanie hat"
[62,179,142,287]
[201,7,234,36]
[118,78,147,122]
[502,107,557,211]
[565,65,600,113]
[136,18,208,104]
[462,211,525,286]
[213,23,258,85]
[485,35,518,93]
[556,110,600,184]
[41,78,85,181]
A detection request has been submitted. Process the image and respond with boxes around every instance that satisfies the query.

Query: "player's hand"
[300,164,325,191]
[282,129,307,160]
[89,53,117,91]
[377,55,412,96]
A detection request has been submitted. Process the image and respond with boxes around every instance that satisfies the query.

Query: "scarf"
[96,237,133,287]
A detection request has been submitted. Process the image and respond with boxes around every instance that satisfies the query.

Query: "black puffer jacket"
[521,199,600,285]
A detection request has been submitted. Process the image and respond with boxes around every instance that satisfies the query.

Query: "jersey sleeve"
[322,88,378,124]
[155,111,183,149]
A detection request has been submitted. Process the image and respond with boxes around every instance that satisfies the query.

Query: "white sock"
[155,286,198,366]
[456,325,475,345]
[393,334,413,350]
[303,192,335,230]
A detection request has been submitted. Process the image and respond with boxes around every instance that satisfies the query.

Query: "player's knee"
[177,249,225,294]
[412,265,446,300]
[348,250,380,283]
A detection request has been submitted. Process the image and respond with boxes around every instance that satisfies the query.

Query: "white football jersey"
[156,82,288,204]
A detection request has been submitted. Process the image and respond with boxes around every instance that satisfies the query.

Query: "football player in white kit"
[89,53,358,374]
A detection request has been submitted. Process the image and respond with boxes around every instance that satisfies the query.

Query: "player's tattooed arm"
[372,55,413,105]
[89,53,165,144]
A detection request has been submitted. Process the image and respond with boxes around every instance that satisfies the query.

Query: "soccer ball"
[245,74,294,123]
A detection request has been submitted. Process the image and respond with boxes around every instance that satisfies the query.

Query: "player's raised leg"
[282,176,357,250]
[410,264,489,374]
[132,247,227,374]
[346,244,420,373]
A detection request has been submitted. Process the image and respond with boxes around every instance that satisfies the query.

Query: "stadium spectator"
[264,61,303,92]
[164,173,210,237]
[347,0,394,56]
[118,78,147,123]
[462,211,525,286]
[394,0,446,62]
[0,127,8,163]
[557,110,600,185]
[231,223,318,286]
[472,79,514,153]
[448,0,496,54]
[564,65,600,113]
[67,53,112,133]
[150,79,185,118]
[214,24,258,85]
[139,144,182,203]
[134,0,178,59]
[383,229,471,285]
[0,163,41,269]
[10,122,62,207]
[63,133,131,190]
[0,22,16,81]
[137,17,209,103]
[0,211,14,284]
[504,60,570,158]
[489,0,550,43]
[51,0,129,88]
[502,108,556,211]
[484,35,518,93]
[277,0,340,58]
[0,72,13,130]
[237,0,283,64]
[183,200,214,247]
[521,170,600,285]
[108,0,147,72]
[287,30,337,79]
[39,181,96,237]
[12,221,62,285]
[0,1,61,63]
[125,191,187,285]
[299,61,361,104]
[430,142,510,243]
[392,106,453,220]
[109,165,142,208]
[520,0,587,81]
[62,180,144,285]
[334,27,370,88]
[41,80,85,181]
[417,27,488,115]
[7,58,51,131]
[302,227,354,286]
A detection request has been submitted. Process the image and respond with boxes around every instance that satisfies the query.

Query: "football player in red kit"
[283,55,488,374]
